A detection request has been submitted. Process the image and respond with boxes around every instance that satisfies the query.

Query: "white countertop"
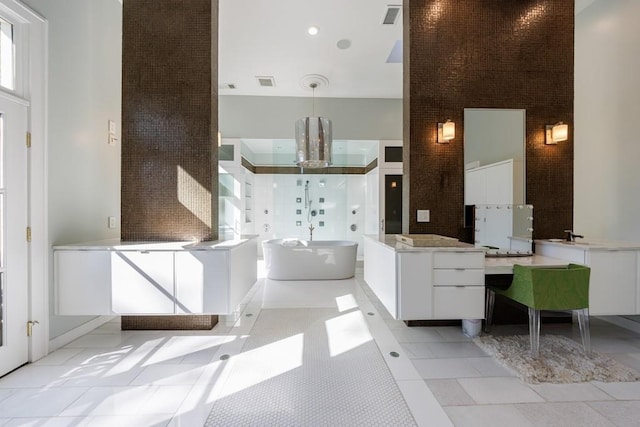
[535,238,640,251]
[484,255,570,274]
[364,234,480,252]
[53,235,258,251]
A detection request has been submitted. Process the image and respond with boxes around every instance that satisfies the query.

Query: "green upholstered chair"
[485,263,591,358]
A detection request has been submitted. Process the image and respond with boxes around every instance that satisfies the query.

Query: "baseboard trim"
[48,315,116,352]
[598,315,640,334]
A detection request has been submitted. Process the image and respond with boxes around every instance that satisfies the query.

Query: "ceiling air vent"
[219,83,236,89]
[256,76,276,87]
[382,5,401,25]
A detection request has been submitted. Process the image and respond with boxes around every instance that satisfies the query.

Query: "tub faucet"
[564,230,584,242]
[308,224,315,241]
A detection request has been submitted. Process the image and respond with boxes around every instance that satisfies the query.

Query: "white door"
[0,94,28,377]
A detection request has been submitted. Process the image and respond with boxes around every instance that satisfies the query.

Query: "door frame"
[378,140,403,238]
[0,0,48,362]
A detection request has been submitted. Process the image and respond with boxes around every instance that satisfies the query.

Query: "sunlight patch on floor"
[325,310,373,357]
[335,294,358,312]
[212,333,304,400]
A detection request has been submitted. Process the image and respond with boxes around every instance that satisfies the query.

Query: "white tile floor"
[1,264,640,426]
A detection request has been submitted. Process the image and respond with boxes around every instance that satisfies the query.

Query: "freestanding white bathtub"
[262,239,358,280]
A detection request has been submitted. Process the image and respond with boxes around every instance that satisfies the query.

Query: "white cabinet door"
[464,168,485,205]
[175,250,229,314]
[433,286,485,319]
[484,161,512,204]
[398,252,432,319]
[111,251,175,314]
[174,251,205,314]
[588,250,637,315]
[54,250,112,315]
[465,159,522,206]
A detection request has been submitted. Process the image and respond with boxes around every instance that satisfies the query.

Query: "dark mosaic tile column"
[121,0,218,329]
[122,0,218,242]
[405,0,574,239]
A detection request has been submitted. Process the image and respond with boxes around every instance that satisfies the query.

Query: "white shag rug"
[474,334,640,384]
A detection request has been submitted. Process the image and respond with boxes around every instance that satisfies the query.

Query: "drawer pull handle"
[455,285,466,288]
[455,268,465,271]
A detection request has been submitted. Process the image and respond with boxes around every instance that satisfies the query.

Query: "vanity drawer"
[433,251,484,269]
[433,268,485,286]
[433,286,485,319]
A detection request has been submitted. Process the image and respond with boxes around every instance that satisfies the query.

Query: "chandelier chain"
[310,82,317,117]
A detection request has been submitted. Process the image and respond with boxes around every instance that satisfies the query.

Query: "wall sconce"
[545,122,568,145]
[437,120,455,143]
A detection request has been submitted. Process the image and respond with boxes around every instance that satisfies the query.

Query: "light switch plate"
[417,209,430,222]
[108,120,117,135]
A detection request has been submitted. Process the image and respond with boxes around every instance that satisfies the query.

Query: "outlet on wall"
[108,216,117,229]
[417,209,430,222]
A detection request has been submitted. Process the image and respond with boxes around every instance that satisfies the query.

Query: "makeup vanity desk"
[363,235,570,321]
[484,254,569,275]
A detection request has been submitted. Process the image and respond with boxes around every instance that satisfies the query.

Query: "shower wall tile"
[121,0,218,242]
[253,174,366,257]
[406,0,574,239]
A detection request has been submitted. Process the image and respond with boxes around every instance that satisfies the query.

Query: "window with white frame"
[0,17,14,91]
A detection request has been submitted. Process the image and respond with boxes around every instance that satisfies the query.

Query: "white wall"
[23,0,122,339]
[220,95,402,140]
[365,168,380,236]
[575,0,640,242]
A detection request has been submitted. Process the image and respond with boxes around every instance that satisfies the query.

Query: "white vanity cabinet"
[111,251,175,314]
[54,237,258,316]
[588,250,637,315]
[432,252,485,319]
[536,240,640,315]
[55,250,112,315]
[397,252,432,319]
[365,236,485,320]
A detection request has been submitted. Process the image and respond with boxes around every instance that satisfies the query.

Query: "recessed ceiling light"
[337,39,351,50]
[308,26,319,36]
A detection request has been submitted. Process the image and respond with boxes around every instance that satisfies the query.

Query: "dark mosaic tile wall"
[405,0,574,239]
[121,0,218,242]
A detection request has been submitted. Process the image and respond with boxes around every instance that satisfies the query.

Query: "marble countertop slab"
[53,235,258,251]
[535,238,640,251]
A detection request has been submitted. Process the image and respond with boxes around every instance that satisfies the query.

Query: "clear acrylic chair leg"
[484,288,496,333]
[528,307,541,358]
[577,308,591,355]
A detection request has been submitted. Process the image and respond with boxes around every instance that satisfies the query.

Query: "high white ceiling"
[218,0,403,99]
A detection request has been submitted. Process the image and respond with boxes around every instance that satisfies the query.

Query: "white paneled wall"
[575,0,640,242]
